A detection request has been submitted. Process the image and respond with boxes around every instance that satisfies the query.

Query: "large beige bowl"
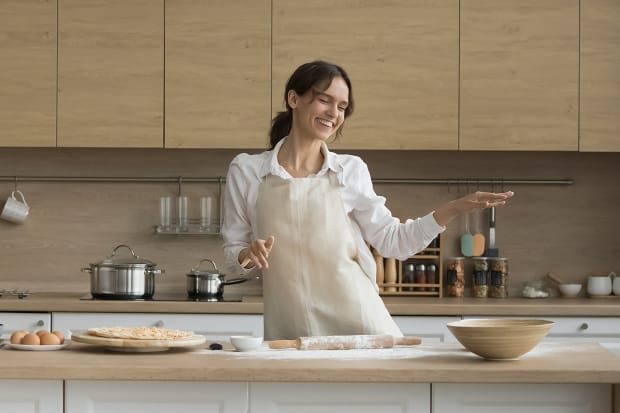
[447,319,555,360]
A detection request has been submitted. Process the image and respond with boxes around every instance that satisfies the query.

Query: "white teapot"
[587,272,613,296]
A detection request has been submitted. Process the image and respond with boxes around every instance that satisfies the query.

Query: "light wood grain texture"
[460,0,579,151]
[71,330,206,351]
[165,0,270,149]
[57,0,163,147]
[269,335,421,350]
[580,0,620,152]
[272,0,458,150]
[0,0,56,147]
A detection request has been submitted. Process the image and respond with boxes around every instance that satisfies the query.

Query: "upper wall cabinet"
[460,0,579,151]
[165,0,270,149]
[580,0,620,152]
[57,0,164,148]
[272,0,459,150]
[0,0,56,147]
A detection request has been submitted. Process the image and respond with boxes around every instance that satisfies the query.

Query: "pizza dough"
[87,326,195,340]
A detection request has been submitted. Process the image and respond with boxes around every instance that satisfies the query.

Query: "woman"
[222,60,513,340]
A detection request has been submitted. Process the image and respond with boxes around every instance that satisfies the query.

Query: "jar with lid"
[414,264,427,291]
[426,264,437,292]
[402,262,415,292]
[489,257,509,298]
[472,257,489,298]
[445,257,465,297]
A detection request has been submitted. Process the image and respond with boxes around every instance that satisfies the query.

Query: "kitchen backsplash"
[0,148,618,298]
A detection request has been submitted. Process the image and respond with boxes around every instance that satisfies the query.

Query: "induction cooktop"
[80,292,243,302]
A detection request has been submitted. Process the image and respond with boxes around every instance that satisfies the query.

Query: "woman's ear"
[287,90,299,108]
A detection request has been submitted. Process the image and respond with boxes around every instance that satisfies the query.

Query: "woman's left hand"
[433,191,514,227]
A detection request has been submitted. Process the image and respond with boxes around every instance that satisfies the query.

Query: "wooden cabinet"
[0,312,51,334]
[0,0,56,147]
[393,316,460,343]
[66,381,247,413]
[250,382,429,413]
[580,0,620,152]
[57,0,163,147]
[433,383,611,413]
[165,0,270,148]
[52,312,263,341]
[272,0,459,150]
[0,380,63,413]
[460,0,579,151]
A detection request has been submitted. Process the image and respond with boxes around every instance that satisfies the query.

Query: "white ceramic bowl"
[230,336,263,352]
[558,283,582,298]
[447,318,554,360]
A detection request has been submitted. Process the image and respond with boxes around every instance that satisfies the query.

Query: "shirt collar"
[259,137,345,185]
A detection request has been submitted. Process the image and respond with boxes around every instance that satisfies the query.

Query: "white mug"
[0,190,30,224]
[587,274,612,296]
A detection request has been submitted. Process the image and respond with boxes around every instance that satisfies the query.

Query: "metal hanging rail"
[0,176,574,185]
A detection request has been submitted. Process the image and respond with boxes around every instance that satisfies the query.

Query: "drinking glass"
[159,196,172,230]
[177,196,189,232]
[200,196,214,232]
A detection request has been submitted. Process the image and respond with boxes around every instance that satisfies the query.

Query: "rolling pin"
[269,334,422,350]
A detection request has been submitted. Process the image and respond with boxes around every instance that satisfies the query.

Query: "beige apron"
[256,174,402,340]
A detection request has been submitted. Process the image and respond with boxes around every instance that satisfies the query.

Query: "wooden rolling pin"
[269,334,422,350]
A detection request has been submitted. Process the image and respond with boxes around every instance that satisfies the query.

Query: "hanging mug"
[0,190,30,224]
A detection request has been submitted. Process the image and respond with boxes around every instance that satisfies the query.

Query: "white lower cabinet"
[433,383,611,413]
[0,380,63,413]
[250,382,430,413]
[52,312,263,341]
[393,316,461,343]
[0,312,51,335]
[65,381,247,413]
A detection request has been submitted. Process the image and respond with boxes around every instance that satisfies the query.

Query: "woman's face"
[290,76,349,143]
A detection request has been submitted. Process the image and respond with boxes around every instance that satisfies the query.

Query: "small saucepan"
[186,259,247,299]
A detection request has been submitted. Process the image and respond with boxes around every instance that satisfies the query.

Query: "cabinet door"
[580,0,620,152]
[0,0,56,147]
[460,0,579,151]
[434,383,611,413]
[0,312,51,334]
[272,0,459,150]
[0,380,63,413]
[251,382,429,413]
[166,0,270,148]
[66,381,247,413]
[393,316,460,343]
[58,0,163,147]
[52,312,263,341]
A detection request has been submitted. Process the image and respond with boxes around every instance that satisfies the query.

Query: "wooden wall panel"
[0,0,56,147]
[57,0,164,147]
[272,0,459,150]
[460,0,579,151]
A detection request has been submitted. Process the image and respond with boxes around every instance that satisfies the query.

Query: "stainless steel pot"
[82,244,164,299]
[186,259,247,298]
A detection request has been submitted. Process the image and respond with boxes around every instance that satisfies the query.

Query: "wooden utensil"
[269,334,422,350]
[546,272,565,284]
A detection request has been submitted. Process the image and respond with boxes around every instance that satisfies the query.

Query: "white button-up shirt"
[222,138,445,282]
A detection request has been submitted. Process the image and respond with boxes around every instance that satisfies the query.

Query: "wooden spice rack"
[375,236,443,297]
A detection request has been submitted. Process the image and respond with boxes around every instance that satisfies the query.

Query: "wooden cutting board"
[71,330,206,352]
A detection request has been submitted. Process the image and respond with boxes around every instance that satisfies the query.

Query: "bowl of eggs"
[9,329,70,350]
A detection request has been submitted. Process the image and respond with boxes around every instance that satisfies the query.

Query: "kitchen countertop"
[0,340,618,383]
[0,292,619,316]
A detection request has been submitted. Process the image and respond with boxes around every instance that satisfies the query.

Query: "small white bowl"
[230,336,263,352]
[559,283,582,298]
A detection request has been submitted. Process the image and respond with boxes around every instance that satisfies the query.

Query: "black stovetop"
[80,292,243,302]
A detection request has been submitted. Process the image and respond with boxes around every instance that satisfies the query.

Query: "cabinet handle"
[579,322,589,330]
[154,320,164,327]
[36,320,45,327]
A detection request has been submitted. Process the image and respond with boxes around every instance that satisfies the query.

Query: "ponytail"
[269,110,292,150]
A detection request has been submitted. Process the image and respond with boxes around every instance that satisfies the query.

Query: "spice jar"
[414,264,427,291]
[402,262,415,292]
[489,257,509,298]
[446,257,465,297]
[472,257,489,298]
[426,264,437,292]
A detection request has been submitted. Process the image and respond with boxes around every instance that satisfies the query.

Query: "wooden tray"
[71,330,206,352]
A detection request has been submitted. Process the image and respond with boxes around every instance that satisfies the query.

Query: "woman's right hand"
[239,235,275,269]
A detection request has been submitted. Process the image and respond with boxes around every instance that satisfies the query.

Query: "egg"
[10,330,29,345]
[52,330,65,344]
[36,329,50,337]
[40,333,61,345]
[21,333,41,345]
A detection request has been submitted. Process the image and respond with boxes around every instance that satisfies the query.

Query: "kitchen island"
[0,341,618,412]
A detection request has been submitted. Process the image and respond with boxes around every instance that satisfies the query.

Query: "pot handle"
[146,268,165,276]
[222,277,248,286]
[195,258,218,271]
[111,244,137,258]
[81,267,92,274]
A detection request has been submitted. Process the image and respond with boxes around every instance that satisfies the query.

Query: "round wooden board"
[71,330,206,352]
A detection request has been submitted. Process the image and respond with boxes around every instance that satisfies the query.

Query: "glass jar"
[426,264,437,292]
[402,263,415,292]
[414,264,427,291]
[446,257,465,297]
[489,257,509,298]
[472,257,489,298]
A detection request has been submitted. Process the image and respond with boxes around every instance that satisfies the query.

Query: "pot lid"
[96,244,156,267]
[188,258,223,277]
